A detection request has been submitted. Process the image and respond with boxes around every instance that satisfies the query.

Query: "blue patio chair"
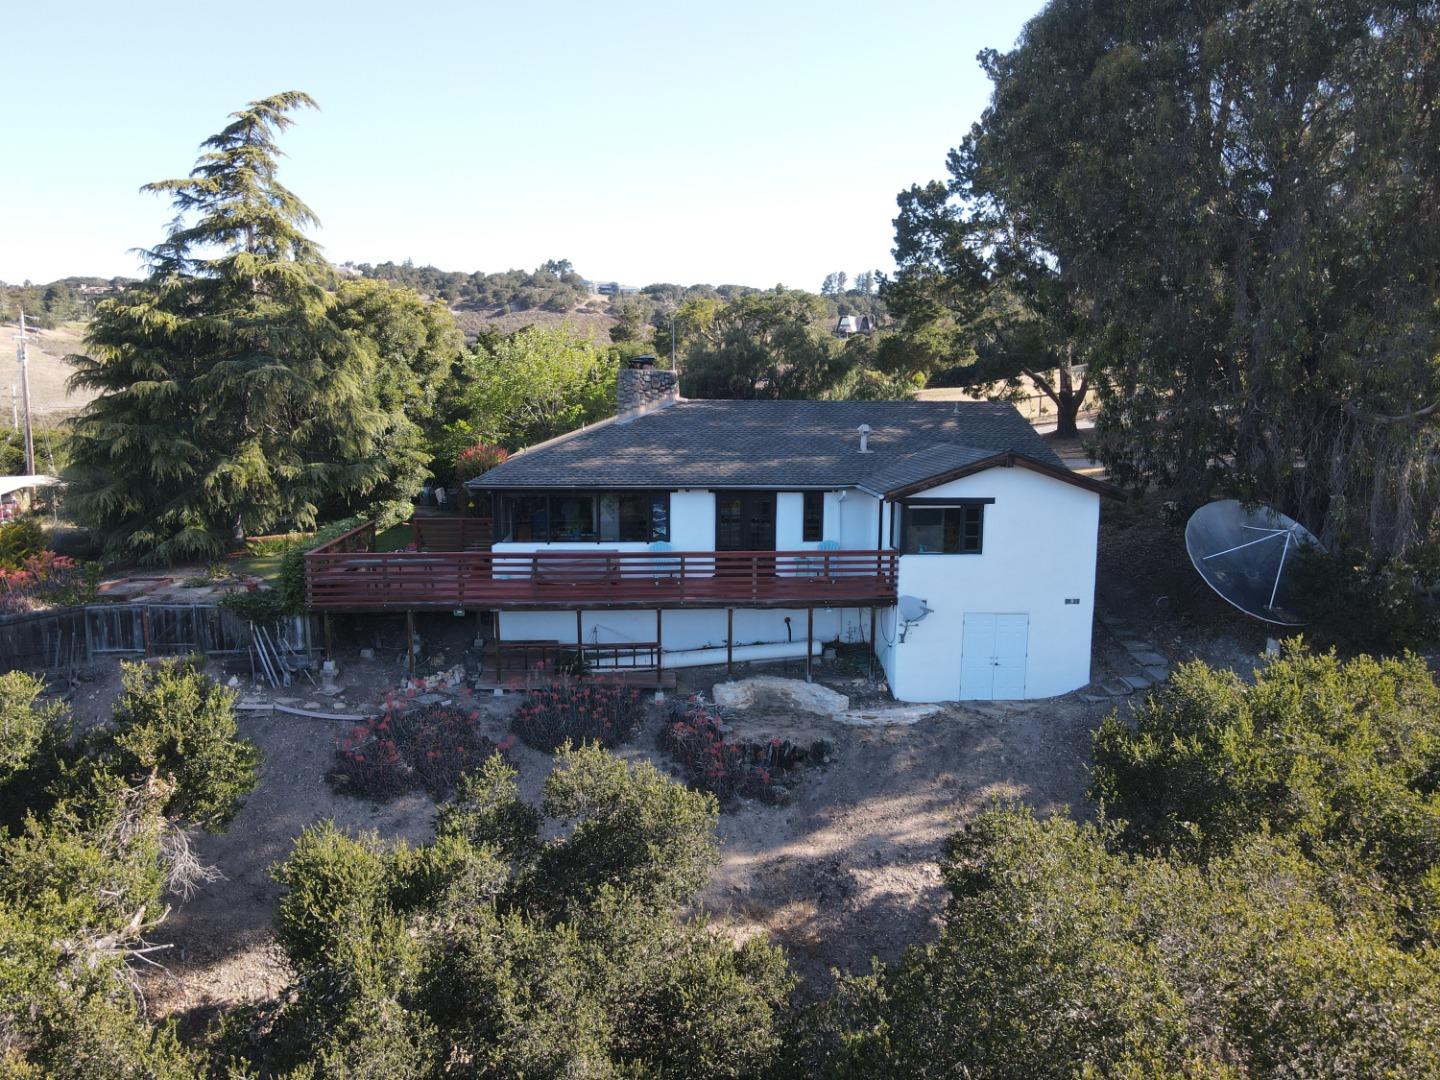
[647,540,680,579]
[802,539,841,576]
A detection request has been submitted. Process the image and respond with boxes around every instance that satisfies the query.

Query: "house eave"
[878,452,1127,501]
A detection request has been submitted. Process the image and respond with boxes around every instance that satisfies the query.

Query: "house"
[833,314,876,337]
[303,358,1119,702]
[584,280,641,297]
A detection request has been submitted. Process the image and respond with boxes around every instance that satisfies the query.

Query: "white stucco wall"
[669,490,715,550]
[493,486,871,656]
[837,489,881,549]
[487,474,1099,701]
[498,606,869,654]
[883,466,1099,702]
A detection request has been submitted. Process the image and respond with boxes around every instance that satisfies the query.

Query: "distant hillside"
[348,259,887,345]
[0,277,131,329]
[449,304,618,343]
[5,261,889,359]
[4,321,97,417]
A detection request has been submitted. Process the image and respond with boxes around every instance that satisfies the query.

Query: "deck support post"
[655,609,663,670]
[405,610,417,681]
[805,607,814,682]
[576,610,583,652]
[868,606,878,681]
[726,609,733,673]
[323,613,334,660]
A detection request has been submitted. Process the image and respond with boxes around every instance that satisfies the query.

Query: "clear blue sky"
[1,0,1042,290]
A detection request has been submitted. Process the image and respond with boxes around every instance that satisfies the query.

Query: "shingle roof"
[468,399,1063,491]
[854,443,999,497]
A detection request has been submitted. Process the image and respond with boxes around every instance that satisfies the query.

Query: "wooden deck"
[305,521,899,612]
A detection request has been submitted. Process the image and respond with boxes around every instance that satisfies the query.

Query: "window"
[615,492,669,542]
[901,503,985,554]
[550,494,597,540]
[803,491,825,542]
[504,495,550,542]
[498,491,668,543]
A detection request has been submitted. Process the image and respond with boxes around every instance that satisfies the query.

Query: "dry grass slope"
[12,322,97,418]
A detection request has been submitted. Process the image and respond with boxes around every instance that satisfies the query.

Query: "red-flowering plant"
[454,442,509,487]
[329,697,505,801]
[0,552,100,614]
[658,698,813,806]
[510,676,647,752]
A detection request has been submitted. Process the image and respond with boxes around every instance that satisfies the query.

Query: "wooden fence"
[0,604,313,674]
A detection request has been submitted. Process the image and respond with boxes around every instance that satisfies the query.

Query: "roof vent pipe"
[857,424,873,453]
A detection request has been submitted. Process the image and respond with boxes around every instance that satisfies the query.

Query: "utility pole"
[13,311,36,475]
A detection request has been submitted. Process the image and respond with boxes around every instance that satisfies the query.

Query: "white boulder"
[711,676,849,716]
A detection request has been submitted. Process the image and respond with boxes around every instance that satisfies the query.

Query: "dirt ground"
[127,663,1107,1029]
[51,499,1265,1029]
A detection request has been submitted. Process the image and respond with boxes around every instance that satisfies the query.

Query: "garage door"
[959,613,1029,700]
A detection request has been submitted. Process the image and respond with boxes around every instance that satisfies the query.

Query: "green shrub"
[85,657,261,830]
[1092,644,1440,942]
[0,671,70,831]
[0,778,205,1080]
[276,515,363,614]
[274,821,392,969]
[809,806,1440,1078]
[243,744,790,1078]
[535,744,719,915]
[1291,546,1437,653]
[0,671,67,790]
[433,754,542,865]
[217,587,286,625]
[244,532,308,557]
[0,517,45,570]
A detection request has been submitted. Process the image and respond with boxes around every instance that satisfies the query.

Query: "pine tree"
[66,92,419,563]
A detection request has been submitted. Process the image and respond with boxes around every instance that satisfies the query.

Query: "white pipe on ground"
[589,640,823,671]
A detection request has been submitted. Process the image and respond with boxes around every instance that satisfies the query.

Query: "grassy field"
[231,522,415,582]
[13,321,97,417]
[449,303,619,343]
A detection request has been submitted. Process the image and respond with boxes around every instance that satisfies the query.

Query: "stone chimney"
[617,355,679,417]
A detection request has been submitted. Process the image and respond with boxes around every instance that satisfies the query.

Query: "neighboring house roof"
[0,475,59,499]
[467,399,1102,494]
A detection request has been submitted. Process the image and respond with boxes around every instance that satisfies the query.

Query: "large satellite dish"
[1184,500,1319,625]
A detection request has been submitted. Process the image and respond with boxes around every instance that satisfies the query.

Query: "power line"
[12,311,36,475]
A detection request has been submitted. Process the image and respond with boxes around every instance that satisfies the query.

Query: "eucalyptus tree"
[66,92,422,562]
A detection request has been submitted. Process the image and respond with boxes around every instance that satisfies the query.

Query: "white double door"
[959,613,1029,700]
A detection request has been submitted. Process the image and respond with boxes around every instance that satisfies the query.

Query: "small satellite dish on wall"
[1184,500,1319,625]
[897,595,933,642]
[898,595,933,623]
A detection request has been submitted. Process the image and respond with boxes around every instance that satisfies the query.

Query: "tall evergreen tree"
[66,92,419,563]
[908,0,1440,555]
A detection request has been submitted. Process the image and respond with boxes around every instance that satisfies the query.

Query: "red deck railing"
[305,523,898,612]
